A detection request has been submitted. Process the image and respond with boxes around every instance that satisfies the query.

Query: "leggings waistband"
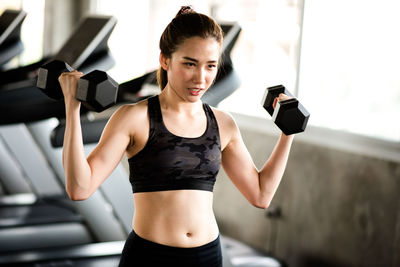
[118,229,222,267]
[130,229,221,253]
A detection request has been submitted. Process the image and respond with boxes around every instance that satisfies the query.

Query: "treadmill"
[0,15,117,124]
[0,15,122,254]
[0,9,27,70]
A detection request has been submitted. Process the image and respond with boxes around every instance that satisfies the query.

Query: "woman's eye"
[208,64,217,69]
[184,62,195,67]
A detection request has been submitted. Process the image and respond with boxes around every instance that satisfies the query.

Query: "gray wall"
[214,114,400,267]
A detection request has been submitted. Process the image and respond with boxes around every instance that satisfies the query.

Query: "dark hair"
[157,6,224,90]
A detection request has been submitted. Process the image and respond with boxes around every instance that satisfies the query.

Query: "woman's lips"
[188,88,203,96]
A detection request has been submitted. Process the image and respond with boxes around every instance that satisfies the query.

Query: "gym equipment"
[0,15,118,124]
[0,241,124,266]
[0,124,94,253]
[262,85,310,135]
[0,15,121,254]
[0,120,129,252]
[0,9,27,68]
[37,60,118,112]
[0,15,117,86]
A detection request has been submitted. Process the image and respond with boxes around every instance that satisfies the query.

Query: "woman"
[59,6,294,267]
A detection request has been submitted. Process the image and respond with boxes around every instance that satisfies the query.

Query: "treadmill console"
[54,16,117,69]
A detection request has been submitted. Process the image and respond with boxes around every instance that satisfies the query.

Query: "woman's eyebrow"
[183,56,198,62]
[182,56,217,63]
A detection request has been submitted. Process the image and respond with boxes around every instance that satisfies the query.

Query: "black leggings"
[118,230,222,267]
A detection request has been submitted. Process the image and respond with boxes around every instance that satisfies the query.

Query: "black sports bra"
[128,95,222,193]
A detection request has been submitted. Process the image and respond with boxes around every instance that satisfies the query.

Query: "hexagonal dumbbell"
[261,85,310,135]
[76,70,118,112]
[36,60,118,112]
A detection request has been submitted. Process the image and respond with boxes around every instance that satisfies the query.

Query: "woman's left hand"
[272,93,292,109]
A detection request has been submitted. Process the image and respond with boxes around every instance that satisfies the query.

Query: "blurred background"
[0,1,399,267]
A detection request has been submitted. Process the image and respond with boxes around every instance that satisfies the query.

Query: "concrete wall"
[214,114,400,267]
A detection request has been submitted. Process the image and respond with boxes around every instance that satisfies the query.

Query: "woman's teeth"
[189,88,201,95]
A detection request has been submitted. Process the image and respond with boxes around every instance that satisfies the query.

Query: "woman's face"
[160,36,220,102]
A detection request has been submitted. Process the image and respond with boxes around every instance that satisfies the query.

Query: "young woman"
[59,6,294,267]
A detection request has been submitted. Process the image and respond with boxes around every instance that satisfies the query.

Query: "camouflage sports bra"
[128,95,222,193]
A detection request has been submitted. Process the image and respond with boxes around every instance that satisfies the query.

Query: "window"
[0,0,45,67]
[214,0,302,119]
[93,1,151,83]
[298,1,400,142]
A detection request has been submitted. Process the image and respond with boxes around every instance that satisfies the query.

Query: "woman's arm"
[59,71,132,201]
[218,108,294,209]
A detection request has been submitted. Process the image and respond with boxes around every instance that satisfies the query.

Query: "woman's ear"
[159,53,169,71]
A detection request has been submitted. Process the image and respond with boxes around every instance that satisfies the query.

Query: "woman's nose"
[193,68,206,84]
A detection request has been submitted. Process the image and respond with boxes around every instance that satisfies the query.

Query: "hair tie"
[177,5,195,16]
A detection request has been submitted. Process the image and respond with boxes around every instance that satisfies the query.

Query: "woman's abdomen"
[132,190,219,248]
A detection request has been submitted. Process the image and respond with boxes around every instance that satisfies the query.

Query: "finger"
[278,93,291,101]
[273,97,278,109]
[71,70,84,75]
[72,71,84,77]
[59,72,69,77]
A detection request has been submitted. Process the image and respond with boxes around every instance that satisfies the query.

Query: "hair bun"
[176,6,195,17]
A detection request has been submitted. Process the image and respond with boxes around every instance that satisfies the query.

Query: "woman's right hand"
[58,70,84,107]
[272,93,292,109]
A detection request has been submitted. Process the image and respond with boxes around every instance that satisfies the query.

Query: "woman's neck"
[158,87,203,115]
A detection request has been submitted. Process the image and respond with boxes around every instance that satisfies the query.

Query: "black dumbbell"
[261,85,310,135]
[36,60,118,112]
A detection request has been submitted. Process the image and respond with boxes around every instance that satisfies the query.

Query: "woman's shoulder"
[209,106,238,131]
[115,96,151,115]
[108,98,149,126]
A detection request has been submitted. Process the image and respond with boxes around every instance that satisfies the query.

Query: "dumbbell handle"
[261,85,294,116]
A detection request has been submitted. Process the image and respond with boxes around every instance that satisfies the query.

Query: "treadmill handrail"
[0,9,27,45]
[0,193,36,206]
[0,240,124,264]
[51,118,109,148]
[0,15,117,85]
[220,21,241,56]
[0,52,116,125]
